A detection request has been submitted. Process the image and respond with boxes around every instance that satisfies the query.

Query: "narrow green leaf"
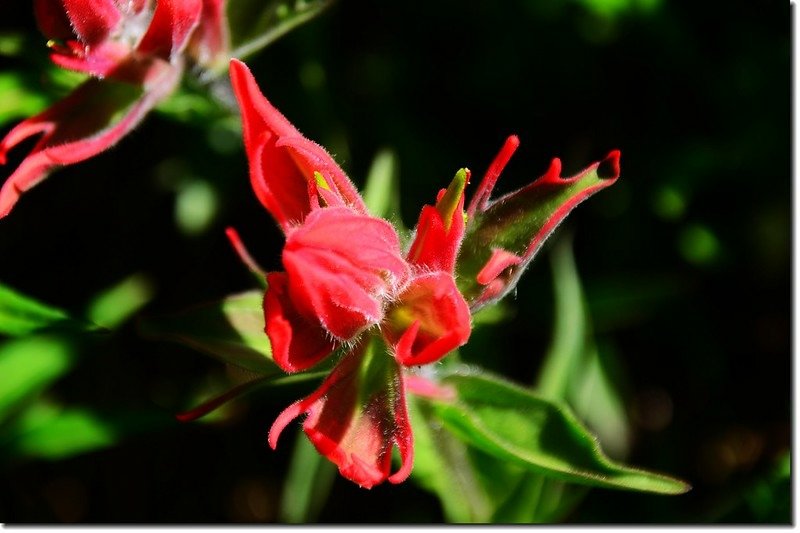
[433,371,690,495]
[536,234,587,400]
[279,431,337,523]
[139,290,277,375]
[0,283,77,336]
[0,336,74,423]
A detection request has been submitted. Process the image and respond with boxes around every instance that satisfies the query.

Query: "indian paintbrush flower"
[227,59,620,489]
[229,59,472,488]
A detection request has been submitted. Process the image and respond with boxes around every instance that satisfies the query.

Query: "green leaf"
[1,401,171,461]
[491,473,588,523]
[0,336,74,423]
[228,0,335,63]
[139,290,277,375]
[538,235,631,458]
[279,431,337,523]
[432,371,690,495]
[0,283,80,336]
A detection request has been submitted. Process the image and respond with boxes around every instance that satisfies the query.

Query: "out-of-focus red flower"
[0,0,229,218]
[229,59,472,489]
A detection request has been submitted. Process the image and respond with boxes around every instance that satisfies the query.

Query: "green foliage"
[0,335,74,423]
[0,283,82,336]
[430,371,689,495]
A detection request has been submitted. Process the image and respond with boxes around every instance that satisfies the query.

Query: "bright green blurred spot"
[6,402,116,460]
[175,180,219,236]
[0,336,73,423]
[0,33,24,56]
[0,283,74,336]
[87,274,154,329]
[279,432,337,523]
[678,224,721,265]
[653,186,686,220]
[0,73,49,125]
[575,0,660,18]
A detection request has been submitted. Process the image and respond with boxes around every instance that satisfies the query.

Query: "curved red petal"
[264,272,336,373]
[384,272,471,366]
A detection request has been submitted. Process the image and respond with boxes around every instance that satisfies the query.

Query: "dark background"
[0,0,790,523]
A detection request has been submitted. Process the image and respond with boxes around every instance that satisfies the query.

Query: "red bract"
[229,59,472,488]
[458,136,621,310]
[0,0,229,218]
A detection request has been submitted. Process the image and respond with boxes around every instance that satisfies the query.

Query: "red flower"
[0,0,229,218]
[229,59,471,488]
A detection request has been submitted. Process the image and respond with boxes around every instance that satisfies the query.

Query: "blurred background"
[0,0,790,523]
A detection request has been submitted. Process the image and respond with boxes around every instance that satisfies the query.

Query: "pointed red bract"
[268,346,413,489]
[229,59,368,231]
[459,138,621,309]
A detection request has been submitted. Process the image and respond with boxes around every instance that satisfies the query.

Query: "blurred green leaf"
[540,236,631,457]
[363,149,399,217]
[1,401,172,461]
[432,371,689,494]
[228,0,335,62]
[86,274,155,330]
[491,472,587,523]
[3,402,114,459]
[0,336,74,423]
[0,72,49,125]
[279,431,337,523]
[409,395,494,522]
[0,283,79,336]
[140,290,277,374]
